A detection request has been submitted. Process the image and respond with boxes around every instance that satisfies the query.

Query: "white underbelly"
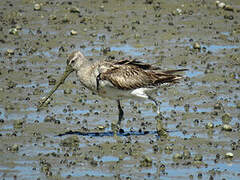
[97,86,155,101]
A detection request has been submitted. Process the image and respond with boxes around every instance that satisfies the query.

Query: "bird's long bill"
[37,65,74,109]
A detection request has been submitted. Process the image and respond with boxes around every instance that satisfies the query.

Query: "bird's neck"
[76,60,99,91]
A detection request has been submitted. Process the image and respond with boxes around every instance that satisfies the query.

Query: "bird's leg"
[148,96,168,137]
[148,96,160,115]
[111,100,124,134]
[117,100,124,125]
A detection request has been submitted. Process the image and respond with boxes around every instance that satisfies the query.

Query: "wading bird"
[38,51,187,136]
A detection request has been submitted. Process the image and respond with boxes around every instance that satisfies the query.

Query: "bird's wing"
[112,59,160,70]
[98,60,184,90]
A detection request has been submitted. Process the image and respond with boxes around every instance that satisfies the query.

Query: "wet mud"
[0,0,240,179]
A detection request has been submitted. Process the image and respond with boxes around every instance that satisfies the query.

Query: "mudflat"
[0,0,239,179]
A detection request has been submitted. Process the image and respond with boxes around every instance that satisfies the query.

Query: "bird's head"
[37,50,86,108]
[66,51,86,71]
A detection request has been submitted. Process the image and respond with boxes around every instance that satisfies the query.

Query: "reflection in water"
[57,129,156,137]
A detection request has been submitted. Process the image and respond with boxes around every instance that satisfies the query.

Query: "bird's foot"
[157,127,168,137]
[156,115,168,138]
[111,122,122,135]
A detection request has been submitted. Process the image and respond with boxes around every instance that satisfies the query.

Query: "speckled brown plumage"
[99,59,187,90]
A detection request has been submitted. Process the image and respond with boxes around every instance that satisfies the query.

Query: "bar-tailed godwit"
[38,51,187,136]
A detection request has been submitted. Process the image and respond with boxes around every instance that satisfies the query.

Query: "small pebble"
[97,125,105,130]
[194,154,203,161]
[215,0,220,5]
[225,152,234,159]
[70,30,78,35]
[224,15,234,20]
[140,155,152,167]
[101,47,111,55]
[90,33,97,37]
[193,42,201,49]
[134,33,141,39]
[13,120,24,129]
[206,122,214,129]
[70,7,80,13]
[183,150,191,159]
[6,49,14,55]
[49,15,57,20]
[217,2,226,9]
[41,163,51,174]
[99,5,104,11]
[7,144,19,152]
[173,153,182,160]
[214,102,222,110]
[9,28,18,35]
[176,8,182,15]
[222,124,232,131]
[34,4,41,11]
[90,158,98,167]
[164,146,173,154]
[224,5,234,11]
[7,81,17,89]
[11,144,19,152]
[44,115,56,123]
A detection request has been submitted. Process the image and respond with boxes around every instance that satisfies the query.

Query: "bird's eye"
[71,59,75,64]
